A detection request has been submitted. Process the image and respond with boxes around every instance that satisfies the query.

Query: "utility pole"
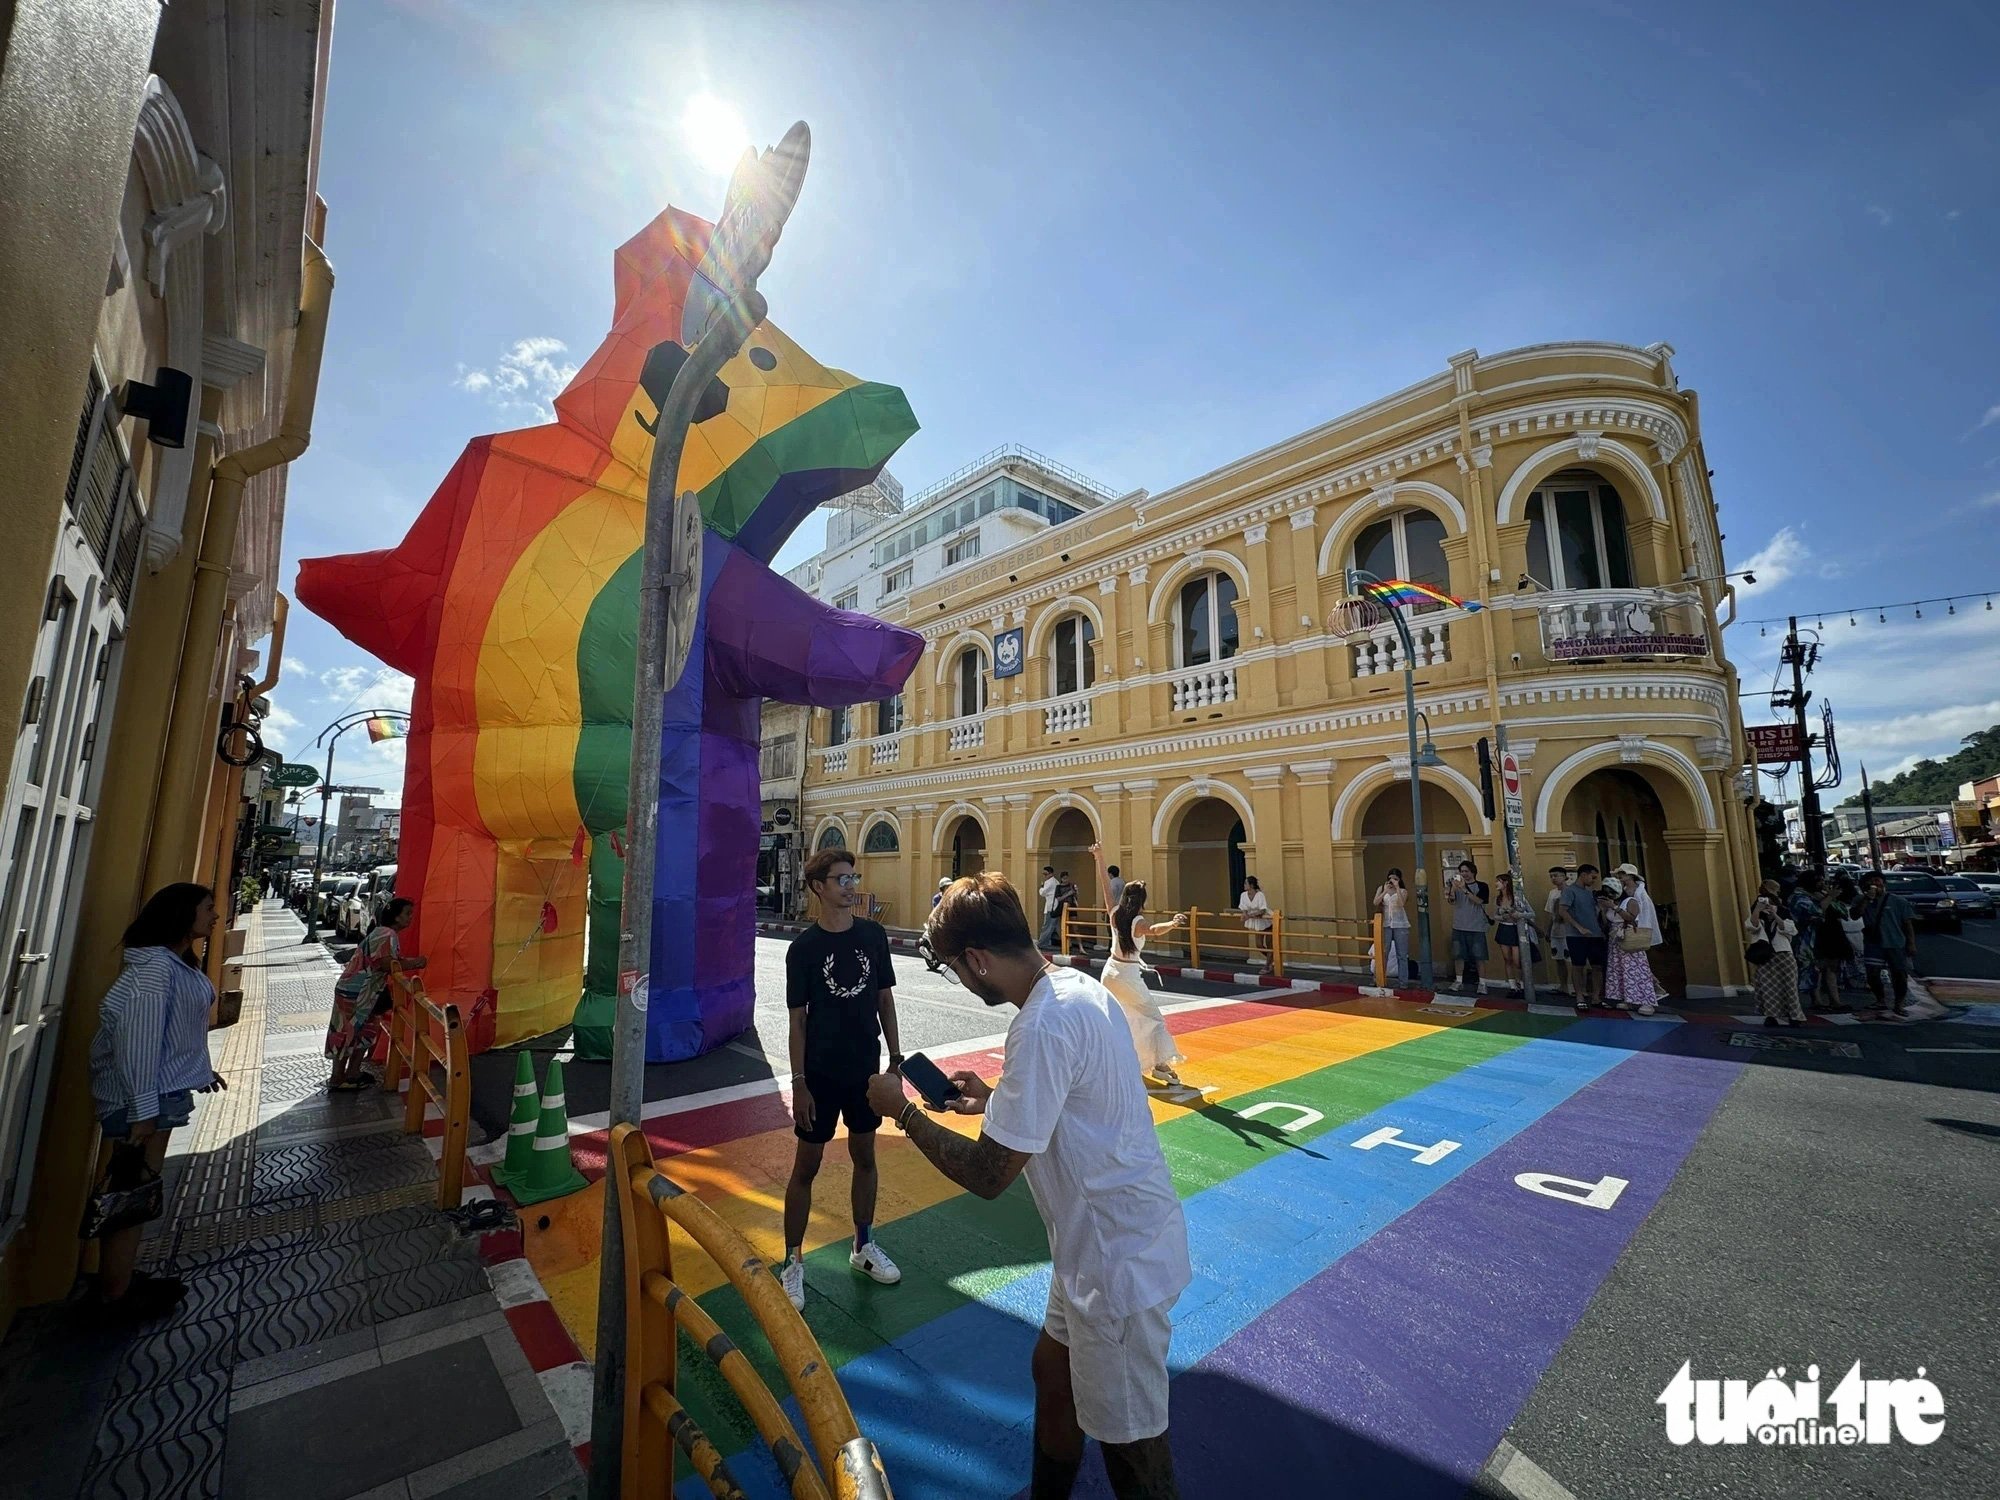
[1861,762,1884,871]
[1782,617,1826,872]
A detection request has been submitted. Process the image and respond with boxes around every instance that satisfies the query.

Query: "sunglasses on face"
[830,874,863,890]
[916,937,961,985]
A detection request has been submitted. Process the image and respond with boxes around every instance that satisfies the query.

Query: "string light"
[1740,588,2000,629]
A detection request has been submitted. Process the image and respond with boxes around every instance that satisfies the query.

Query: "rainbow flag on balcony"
[1366,578,1483,612]
[365,715,407,744]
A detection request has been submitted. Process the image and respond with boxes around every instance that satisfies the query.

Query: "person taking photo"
[870,874,1190,1500]
[782,847,905,1310]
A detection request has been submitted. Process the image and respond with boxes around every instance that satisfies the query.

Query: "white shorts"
[1043,1277,1174,1445]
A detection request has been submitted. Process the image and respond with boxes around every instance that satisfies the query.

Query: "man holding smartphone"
[782,847,905,1311]
[868,873,1190,1500]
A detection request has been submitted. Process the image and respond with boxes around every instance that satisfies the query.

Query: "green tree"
[1841,725,2000,807]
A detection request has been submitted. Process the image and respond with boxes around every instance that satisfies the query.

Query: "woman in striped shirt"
[88,883,228,1318]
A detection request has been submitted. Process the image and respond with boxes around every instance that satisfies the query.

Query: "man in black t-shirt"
[782,847,905,1310]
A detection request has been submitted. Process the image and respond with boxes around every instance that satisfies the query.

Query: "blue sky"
[272,0,2000,806]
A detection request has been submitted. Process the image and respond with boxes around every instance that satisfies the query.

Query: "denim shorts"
[1451,929,1489,962]
[99,1088,195,1138]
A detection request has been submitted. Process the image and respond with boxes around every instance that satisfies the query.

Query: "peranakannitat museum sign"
[1549,632,1707,660]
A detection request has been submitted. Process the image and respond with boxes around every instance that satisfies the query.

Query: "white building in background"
[759,445,1125,906]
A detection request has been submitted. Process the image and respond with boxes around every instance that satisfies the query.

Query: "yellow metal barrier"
[1272,913,1385,987]
[613,1123,893,1500]
[382,977,469,1210]
[1062,906,1386,986]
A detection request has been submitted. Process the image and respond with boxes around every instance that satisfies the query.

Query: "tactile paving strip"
[85,909,489,1500]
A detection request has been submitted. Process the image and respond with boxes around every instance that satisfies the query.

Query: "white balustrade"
[1351,619,1451,677]
[1044,697,1092,734]
[1538,587,1707,662]
[1171,664,1238,712]
[821,746,849,773]
[947,719,986,751]
[868,737,900,768]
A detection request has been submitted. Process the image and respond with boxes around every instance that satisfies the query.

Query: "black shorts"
[794,1073,880,1144]
[1569,935,1609,969]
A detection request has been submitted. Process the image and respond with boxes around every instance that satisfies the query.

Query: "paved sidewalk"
[0,902,584,1500]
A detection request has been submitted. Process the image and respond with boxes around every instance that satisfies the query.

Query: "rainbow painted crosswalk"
[524,994,1740,1498]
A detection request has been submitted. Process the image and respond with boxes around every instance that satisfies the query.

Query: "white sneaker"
[780,1255,806,1310]
[849,1241,901,1285]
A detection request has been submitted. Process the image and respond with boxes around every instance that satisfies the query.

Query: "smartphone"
[897,1051,962,1109]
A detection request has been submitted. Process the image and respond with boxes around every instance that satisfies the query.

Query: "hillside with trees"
[1840,725,2000,807]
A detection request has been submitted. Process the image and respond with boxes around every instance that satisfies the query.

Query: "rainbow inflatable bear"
[297,206,922,1060]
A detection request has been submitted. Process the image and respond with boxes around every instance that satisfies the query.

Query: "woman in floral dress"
[1599,880,1661,1016]
[326,897,423,1089]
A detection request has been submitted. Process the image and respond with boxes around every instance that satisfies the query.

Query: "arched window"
[1525,470,1634,591]
[1617,816,1630,867]
[1595,812,1611,874]
[1351,510,1449,610]
[1051,614,1096,696]
[876,694,903,736]
[825,706,850,747]
[816,825,845,852]
[862,821,899,854]
[953,647,988,718]
[1176,573,1239,668]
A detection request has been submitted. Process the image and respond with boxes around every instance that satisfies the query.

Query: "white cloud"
[1730,605,2000,798]
[1733,525,1810,597]
[282,655,309,675]
[1976,404,2000,435]
[261,702,302,739]
[1864,204,1892,227]
[1946,208,1963,222]
[454,337,579,422]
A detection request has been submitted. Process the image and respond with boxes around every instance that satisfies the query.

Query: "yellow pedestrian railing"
[612,1123,893,1500]
[1058,906,1387,986]
[382,976,469,1210]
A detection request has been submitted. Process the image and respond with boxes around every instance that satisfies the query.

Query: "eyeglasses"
[831,874,863,890]
[916,937,960,986]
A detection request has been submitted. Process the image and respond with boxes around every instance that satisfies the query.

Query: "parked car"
[339,864,399,940]
[1937,875,1995,919]
[318,874,361,931]
[1882,870,1962,934]
[1964,871,2000,897]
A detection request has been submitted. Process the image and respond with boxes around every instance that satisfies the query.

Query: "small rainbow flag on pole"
[1364,578,1483,612]
[366,715,407,744]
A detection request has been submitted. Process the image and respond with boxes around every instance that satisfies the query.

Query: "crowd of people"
[1744,867,1921,1024]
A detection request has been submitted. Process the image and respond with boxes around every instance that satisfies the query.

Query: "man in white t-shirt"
[868,873,1189,1499]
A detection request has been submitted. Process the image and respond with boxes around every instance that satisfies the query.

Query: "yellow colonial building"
[799,343,1762,995]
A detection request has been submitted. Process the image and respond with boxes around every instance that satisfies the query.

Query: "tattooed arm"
[900,1111,1030,1201]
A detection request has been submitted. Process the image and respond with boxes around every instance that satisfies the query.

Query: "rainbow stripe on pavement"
[522,994,1739,1497]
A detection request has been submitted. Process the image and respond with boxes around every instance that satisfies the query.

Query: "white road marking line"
[1906,1045,2000,1053]
[1481,1440,1579,1500]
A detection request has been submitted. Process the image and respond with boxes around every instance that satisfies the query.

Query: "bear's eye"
[748,347,777,371]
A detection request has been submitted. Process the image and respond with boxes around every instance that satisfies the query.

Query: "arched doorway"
[943,815,986,880]
[1175,798,1246,923]
[1358,781,1474,982]
[1558,767,1679,990]
[1042,807,1098,910]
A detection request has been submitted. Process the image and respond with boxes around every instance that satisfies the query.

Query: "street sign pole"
[1495,723,1536,1006]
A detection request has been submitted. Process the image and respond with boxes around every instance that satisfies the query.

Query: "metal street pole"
[1493,722,1537,1006]
[590,123,813,1500]
[1350,569,1434,991]
[1861,762,1884,871]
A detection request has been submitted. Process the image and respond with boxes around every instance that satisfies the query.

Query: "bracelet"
[888,1052,905,1067]
[897,1100,920,1132]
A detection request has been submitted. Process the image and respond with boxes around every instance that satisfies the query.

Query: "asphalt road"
[1490,1018,2000,1500]
[1919,912,2000,982]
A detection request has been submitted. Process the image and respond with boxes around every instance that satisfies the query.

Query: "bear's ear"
[611,209,710,327]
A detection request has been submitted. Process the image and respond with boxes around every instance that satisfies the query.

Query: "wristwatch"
[888,1052,905,1069]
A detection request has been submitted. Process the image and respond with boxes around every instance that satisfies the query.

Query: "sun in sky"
[681,92,751,176]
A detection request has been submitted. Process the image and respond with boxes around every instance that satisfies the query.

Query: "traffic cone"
[488,1052,539,1193]
[510,1057,587,1205]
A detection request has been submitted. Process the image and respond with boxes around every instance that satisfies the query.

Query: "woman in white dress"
[1091,842,1187,1087]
